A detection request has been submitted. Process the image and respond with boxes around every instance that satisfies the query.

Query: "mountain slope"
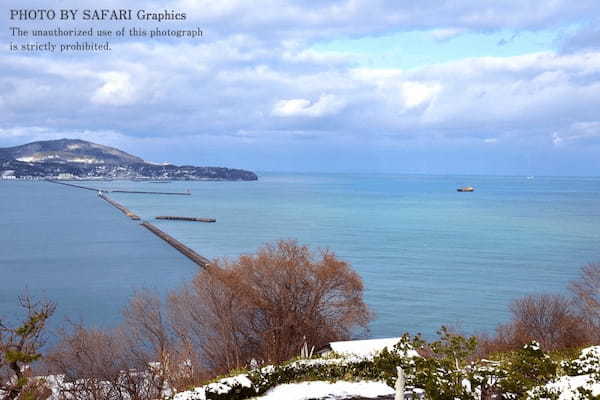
[0,138,144,165]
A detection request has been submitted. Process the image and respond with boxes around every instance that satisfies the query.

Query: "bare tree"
[478,293,593,356]
[0,295,55,400]
[44,241,371,393]
[477,323,519,357]
[169,270,249,374]
[510,294,592,350]
[170,240,372,374]
[122,290,205,393]
[46,291,205,400]
[570,262,600,339]
[122,291,170,396]
[47,324,131,400]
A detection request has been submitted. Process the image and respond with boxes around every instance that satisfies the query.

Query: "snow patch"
[256,380,394,400]
[544,375,600,400]
[327,337,418,358]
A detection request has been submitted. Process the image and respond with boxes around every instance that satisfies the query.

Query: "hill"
[0,139,258,181]
[0,138,144,165]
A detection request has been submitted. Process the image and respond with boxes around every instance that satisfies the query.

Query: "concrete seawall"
[112,189,191,195]
[155,216,216,223]
[45,179,98,191]
[46,178,211,268]
[45,179,191,195]
[140,222,211,268]
[98,193,141,220]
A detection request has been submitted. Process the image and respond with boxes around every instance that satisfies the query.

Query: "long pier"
[45,179,191,195]
[156,216,216,223]
[141,222,211,268]
[46,177,211,268]
[45,179,98,191]
[111,189,190,195]
[98,193,141,220]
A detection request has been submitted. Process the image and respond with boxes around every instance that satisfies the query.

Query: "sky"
[1,1,600,175]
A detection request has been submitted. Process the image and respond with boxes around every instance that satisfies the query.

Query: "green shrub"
[499,341,558,398]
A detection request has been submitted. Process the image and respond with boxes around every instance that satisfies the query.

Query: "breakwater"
[156,216,216,223]
[112,189,191,195]
[45,179,98,191]
[98,193,141,220]
[140,222,211,268]
[45,177,211,269]
[45,179,190,195]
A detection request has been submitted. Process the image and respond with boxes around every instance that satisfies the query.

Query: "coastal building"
[57,173,75,180]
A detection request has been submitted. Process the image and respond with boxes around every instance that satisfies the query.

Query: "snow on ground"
[254,380,394,400]
[39,344,600,399]
[545,374,600,399]
[541,345,600,399]
[325,337,419,358]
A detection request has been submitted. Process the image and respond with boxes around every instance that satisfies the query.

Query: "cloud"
[2,0,600,174]
[166,0,600,39]
[560,22,600,53]
[430,28,464,41]
[553,121,600,145]
[91,72,138,105]
[497,32,520,46]
[273,94,347,117]
[3,42,600,147]
[3,0,599,45]
[0,126,129,147]
[400,82,441,108]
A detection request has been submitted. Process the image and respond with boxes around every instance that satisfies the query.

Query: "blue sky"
[1,1,600,175]
[311,28,561,69]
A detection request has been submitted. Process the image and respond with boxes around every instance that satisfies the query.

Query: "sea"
[1,173,599,339]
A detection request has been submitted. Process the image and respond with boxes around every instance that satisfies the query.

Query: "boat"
[457,187,475,192]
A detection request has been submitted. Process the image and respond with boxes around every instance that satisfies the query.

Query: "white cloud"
[430,28,465,41]
[552,132,563,145]
[553,121,600,145]
[161,0,599,37]
[3,45,600,146]
[90,72,138,106]
[4,0,597,47]
[273,94,347,117]
[0,127,128,146]
[400,82,442,108]
[1,1,600,154]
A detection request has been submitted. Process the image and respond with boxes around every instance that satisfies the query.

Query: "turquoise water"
[1,174,599,338]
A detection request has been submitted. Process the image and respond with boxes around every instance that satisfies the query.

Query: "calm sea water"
[1,173,599,338]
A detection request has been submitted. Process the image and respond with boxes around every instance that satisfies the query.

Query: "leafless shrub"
[479,294,592,356]
[168,272,248,375]
[570,262,600,340]
[122,290,206,392]
[476,323,520,357]
[47,324,136,400]
[169,240,371,374]
[46,289,207,400]
[511,294,593,350]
